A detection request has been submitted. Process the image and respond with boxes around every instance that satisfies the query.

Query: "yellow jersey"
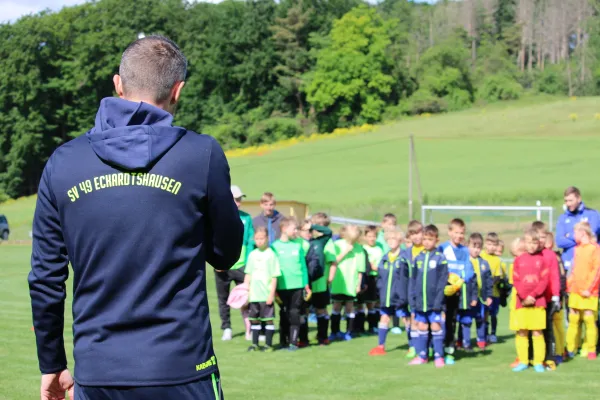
[481,251,503,297]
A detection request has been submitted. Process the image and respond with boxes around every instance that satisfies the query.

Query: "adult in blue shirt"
[28,35,242,400]
[556,186,600,270]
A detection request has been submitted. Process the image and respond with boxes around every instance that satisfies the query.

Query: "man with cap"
[215,185,255,341]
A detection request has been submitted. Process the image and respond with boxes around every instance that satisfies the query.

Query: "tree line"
[1,0,599,200]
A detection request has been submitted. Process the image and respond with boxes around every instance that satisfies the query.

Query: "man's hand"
[266,294,274,306]
[41,370,74,400]
[582,290,591,298]
[470,300,477,307]
[356,285,361,294]
[486,298,493,307]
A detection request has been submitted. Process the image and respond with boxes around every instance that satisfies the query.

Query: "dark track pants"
[75,372,223,400]
[215,268,245,330]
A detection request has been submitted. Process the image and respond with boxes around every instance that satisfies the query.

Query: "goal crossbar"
[421,205,555,232]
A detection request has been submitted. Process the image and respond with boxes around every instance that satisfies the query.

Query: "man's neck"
[280,234,289,242]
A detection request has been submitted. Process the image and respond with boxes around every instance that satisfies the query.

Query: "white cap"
[231,185,245,199]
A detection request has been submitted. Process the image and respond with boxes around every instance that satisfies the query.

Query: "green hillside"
[229,95,600,220]
[2,96,600,240]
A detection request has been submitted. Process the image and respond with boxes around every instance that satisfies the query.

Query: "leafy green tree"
[305,5,395,131]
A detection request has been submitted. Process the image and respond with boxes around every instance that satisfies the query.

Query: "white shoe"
[222,328,233,341]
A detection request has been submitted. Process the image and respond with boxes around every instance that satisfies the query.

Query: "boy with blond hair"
[408,225,449,367]
[439,218,474,365]
[369,227,409,355]
[272,217,310,350]
[252,192,284,245]
[468,233,493,349]
[245,227,281,352]
[363,225,386,333]
[566,221,600,360]
[481,232,503,343]
[512,229,549,372]
[329,225,366,341]
[401,220,425,358]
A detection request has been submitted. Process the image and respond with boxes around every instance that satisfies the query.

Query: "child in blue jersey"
[438,218,475,365]
[401,220,425,359]
[468,233,493,349]
[408,224,449,368]
[368,227,409,355]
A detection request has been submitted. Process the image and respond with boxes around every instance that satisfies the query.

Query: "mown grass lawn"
[2,245,600,400]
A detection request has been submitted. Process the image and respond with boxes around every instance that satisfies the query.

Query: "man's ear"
[171,81,185,104]
[113,75,124,98]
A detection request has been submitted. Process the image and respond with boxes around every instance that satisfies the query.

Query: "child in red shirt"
[512,228,549,373]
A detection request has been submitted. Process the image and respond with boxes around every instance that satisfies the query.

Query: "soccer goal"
[421,204,555,244]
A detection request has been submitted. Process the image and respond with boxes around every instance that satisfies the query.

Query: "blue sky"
[1,0,436,23]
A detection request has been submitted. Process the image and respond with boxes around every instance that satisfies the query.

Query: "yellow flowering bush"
[225,124,377,158]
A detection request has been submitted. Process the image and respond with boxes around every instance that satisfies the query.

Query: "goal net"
[421,205,555,247]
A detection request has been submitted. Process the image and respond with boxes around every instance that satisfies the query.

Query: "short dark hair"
[449,218,465,230]
[423,224,439,238]
[119,35,187,103]
[382,213,397,224]
[365,225,378,235]
[485,232,499,244]
[407,220,423,235]
[531,221,547,234]
[564,186,581,197]
[469,232,483,247]
[311,212,331,227]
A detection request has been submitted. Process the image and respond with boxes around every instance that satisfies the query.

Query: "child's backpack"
[306,225,333,283]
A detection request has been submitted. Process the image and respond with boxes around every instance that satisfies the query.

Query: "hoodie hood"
[87,97,186,170]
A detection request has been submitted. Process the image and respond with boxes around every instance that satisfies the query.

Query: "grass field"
[2,245,600,400]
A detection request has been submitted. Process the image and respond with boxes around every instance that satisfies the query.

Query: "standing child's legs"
[544,305,557,368]
[298,300,309,346]
[431,317,445,367]
[411,318,429,363]
[566,309,582,356]
[458,310,474,350]
[345,301,356,339]
[367,301,379,333]
[553,308,566,361]
[488,297,500,342]
[248,302,262,351]
[475,304,487,347]
[278,292,289,347]
[369,308,392,355]
[514,330,529,370]
[330,301,343,339]
[287,289,303,348]
[531,330,546,367]
[406,314,418,358]
[354,302,365,335]
[583,309,598,358]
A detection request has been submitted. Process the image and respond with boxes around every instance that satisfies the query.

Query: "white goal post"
[421,204,555,233]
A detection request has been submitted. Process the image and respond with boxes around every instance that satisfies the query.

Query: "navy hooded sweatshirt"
[28,97,243,386]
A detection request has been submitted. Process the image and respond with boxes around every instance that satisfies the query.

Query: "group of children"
[241,210,600,372]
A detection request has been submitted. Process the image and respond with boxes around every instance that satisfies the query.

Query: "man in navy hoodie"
[556,186,600,271]
[28,35,242,400]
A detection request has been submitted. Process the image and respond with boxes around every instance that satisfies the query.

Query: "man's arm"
[28,157,69,374]
[556,215,576,250]
[205,138,243,270]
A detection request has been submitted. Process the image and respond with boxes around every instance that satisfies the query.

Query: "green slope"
[229,96,600,222]
[2,96,600,240]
